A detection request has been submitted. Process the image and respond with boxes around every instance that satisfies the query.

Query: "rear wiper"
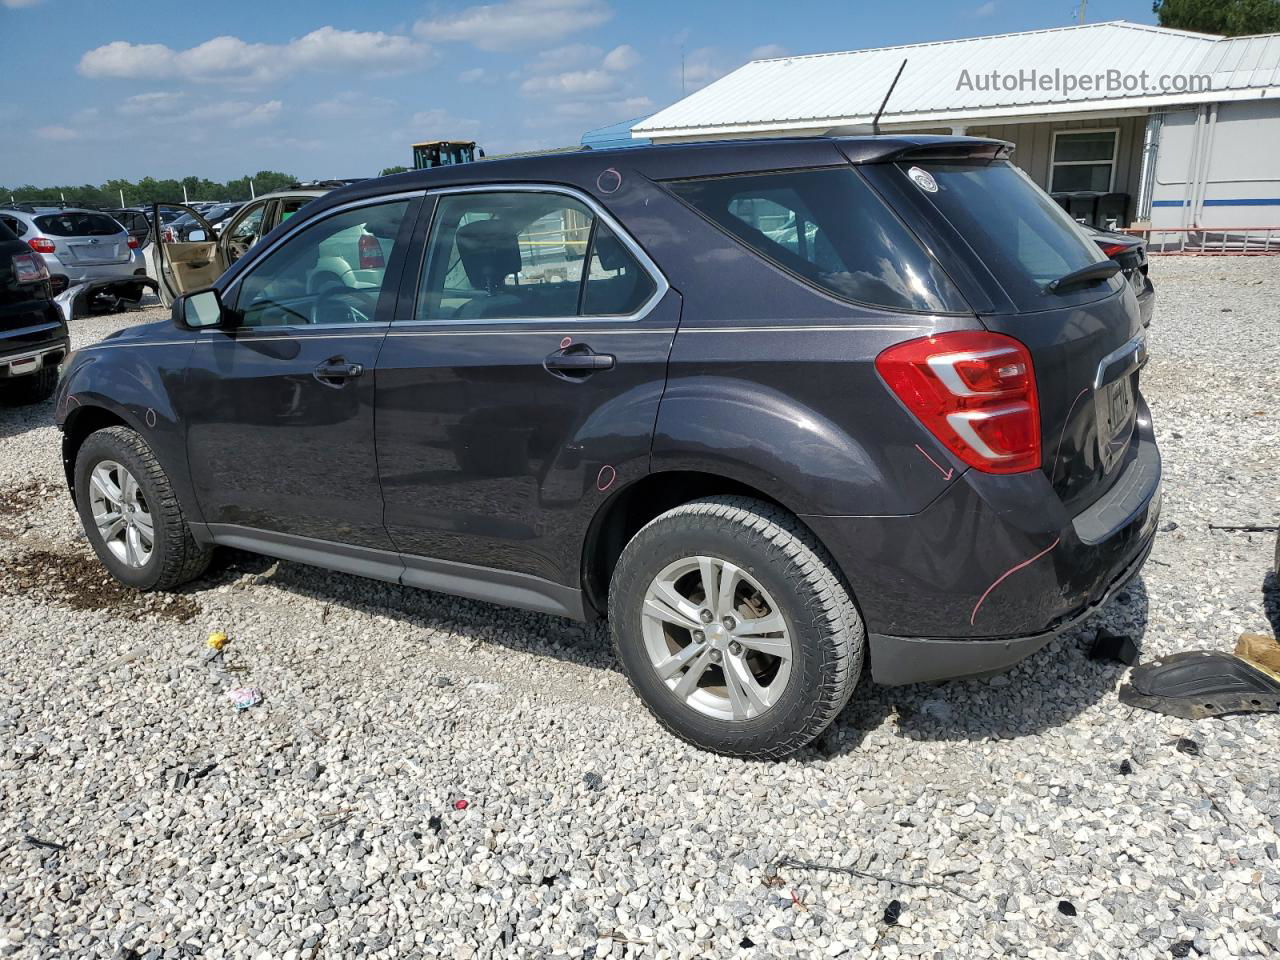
[1044,260,1122,294]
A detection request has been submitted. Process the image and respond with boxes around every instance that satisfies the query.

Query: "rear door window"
[33,213,121,237]
[667,168,967,313]
[902,160,1114,309]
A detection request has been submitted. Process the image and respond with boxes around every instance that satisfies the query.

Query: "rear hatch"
[33,212,131,265]
[861,150,1146,515]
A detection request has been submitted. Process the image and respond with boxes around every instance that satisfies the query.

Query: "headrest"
[456,219,521,290]
[594,229,630,271]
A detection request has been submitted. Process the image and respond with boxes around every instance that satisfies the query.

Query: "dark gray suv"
[55,137,1160,758]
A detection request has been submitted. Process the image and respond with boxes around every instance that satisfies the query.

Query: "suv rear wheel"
[609,496,863,759]
[74,426,211,590]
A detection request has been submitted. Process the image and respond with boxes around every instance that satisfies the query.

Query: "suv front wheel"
[609,496,863,759]
[74,426,211,590]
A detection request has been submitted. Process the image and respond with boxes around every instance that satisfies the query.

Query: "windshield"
[33,212,122,237]
[903,160,1111,308]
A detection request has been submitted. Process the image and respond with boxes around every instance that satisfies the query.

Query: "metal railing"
[1118,225,1280,255]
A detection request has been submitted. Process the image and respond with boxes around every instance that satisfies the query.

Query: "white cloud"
[414,0,611,52]
[522,68,617,97]
[401,108,483,143]
[602,44,640,72]
[2,0,44,7]
[79,27,429,85]
[975,1,996,14]
[750,44,788,60]
[529,43,602,73]
[35,125,78,141]
[309,91,395,118]
[678,47,730,92]
[459,67,495,84]
[118,91,187,115]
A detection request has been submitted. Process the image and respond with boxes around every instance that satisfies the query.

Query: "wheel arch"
[61,403,138,502]
[580,468,835,618]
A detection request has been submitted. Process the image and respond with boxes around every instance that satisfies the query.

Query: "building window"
[1050,129,1118,192]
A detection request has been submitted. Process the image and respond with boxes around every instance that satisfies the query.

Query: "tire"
[0,367,58,406]
[609,496,864,759]
[74,426,211,590]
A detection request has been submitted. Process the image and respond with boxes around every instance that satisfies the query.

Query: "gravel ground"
[1,260,1278,960]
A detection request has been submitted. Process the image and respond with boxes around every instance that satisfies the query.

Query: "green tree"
[1153,0,1280,35]
[379,165,410,177]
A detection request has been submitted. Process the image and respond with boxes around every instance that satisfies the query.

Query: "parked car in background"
[167,202,244,242]
[57,137,1160,758]
[0,217,67,405]
[105,208,154,248]
[1082,223,1154,327]
[0,207,148,299]
[149,189,325,305]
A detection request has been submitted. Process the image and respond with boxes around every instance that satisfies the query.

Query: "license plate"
[8,355,41,375]
[1096,375,1135,473]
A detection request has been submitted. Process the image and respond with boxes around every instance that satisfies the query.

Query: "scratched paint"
[596,464,617,492]
[1052,387,1090,475]
[913,443,954,482]
[970,537,1061,626]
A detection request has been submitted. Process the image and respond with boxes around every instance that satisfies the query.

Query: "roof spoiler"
[837,137,1013,165]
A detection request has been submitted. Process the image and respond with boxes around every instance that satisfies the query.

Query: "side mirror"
[189,229,207,242]
[178,288,226,329]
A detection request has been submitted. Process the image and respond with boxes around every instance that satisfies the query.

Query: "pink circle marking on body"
[596,465,617,492]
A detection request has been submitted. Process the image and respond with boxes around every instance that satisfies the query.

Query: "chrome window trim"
[222,190,425,310]
[404,182,670,327]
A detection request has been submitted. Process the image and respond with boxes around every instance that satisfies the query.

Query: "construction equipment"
[411,140,482,170]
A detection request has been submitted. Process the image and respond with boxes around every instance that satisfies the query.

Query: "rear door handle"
[313,358,364,386]
[544,345,615,379]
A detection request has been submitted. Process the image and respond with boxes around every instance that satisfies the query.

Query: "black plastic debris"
[427,815,443,834]
[1119,759,1133,775]
[739,936,755,949]
[1057,900,1077,917]
[1120,652,1280,720]
[583,771,603,791]
[1176,738,1200,756]
[1090,629,1139,665]
[1171,940,1194,958]
[883,900,902,926]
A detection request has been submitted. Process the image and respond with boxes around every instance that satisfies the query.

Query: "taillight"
[1099,242,1128,258]
[876,331,1041,474]
[28,237,56,254]
[11,252,49,283]
[163,227,176,243]
[127,236,139,250]
[358,233,385,270]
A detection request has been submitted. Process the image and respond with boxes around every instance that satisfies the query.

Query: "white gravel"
[1,261,1278,960]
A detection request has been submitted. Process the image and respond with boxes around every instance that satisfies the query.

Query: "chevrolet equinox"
[56,137,1161,758]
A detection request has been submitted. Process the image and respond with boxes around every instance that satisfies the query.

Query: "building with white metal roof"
[633,21,1280,233]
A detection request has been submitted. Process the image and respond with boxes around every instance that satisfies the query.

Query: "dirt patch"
[0,549,200,622]
[0,479,59,519]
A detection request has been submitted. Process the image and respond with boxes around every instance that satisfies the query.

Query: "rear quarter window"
[33,213,123,237]
[666,167,967,313]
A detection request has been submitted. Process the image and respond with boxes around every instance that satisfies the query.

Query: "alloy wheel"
[88,460,154,568]
[641,555,793,721]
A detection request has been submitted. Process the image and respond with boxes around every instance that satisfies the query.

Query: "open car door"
[150,203,222,306]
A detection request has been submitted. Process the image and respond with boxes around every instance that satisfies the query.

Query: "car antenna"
[872,58,908,136]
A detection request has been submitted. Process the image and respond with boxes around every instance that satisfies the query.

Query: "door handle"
[313,358,364,386]
[544,344,615,379]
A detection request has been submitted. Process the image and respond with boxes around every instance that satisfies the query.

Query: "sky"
[0,0,1161,187]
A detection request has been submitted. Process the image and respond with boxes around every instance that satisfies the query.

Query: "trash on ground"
[453,798,469,810]
[582,771,603,790]
[1171,940,1194,957]
[1235,632,1280,680]
[1057,900,1077,917]
[882,899,902,925]
[1119,651,1280,719]
[226,687,263,711]
[1089,628,1139,665]
[1208,523,1280,533]
[206,631,228,651]
[1119,759,1134,775]
[24,835,66,852]
[1176,737,1201,756]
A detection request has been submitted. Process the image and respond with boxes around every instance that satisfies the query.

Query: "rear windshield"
[667,167,967,313]
[33,212,122,237]
[903,160,1111,308]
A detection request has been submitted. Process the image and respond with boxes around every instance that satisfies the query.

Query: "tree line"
[2,171,298,208]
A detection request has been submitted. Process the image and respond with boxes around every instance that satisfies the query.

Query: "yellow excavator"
[411,140,482,170]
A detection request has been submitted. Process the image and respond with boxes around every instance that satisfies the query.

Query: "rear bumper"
[1,336,69,379]
[804,398,1161,684]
